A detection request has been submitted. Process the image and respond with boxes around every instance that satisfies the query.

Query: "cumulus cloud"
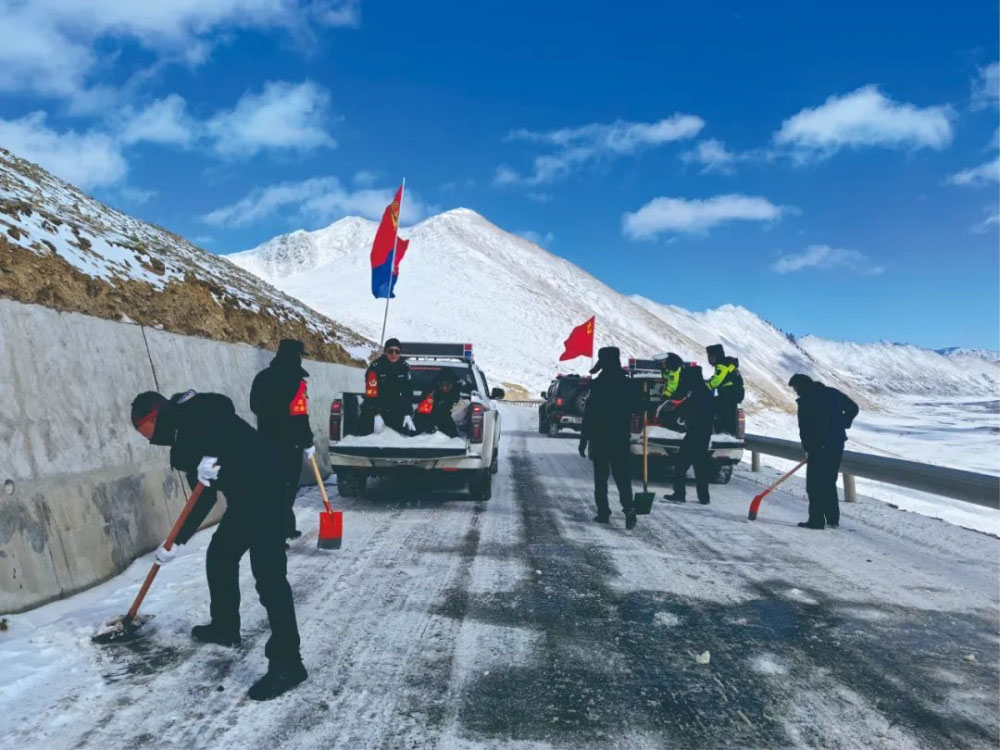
[680,139,740,174]
[946,158,1000,187]
[771,244,884,275]
[972,62,999,110]
[496,114,704,186]
[0,111,126,188]
[120,94,195,145]
[202,176,430,228]
[206,81,335,158]
[774,85,954,160]
[0,0,361,105]
[971,208,999,235]
[352,169,377,187]
[622,194,789,239]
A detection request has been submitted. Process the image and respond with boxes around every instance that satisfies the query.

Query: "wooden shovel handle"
[126,483,205,621]
[309,453,334,515]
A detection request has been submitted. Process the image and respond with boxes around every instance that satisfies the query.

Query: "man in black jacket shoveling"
[130,390,306,701]
[361,337,416,435]
[250,339,315,541]
[579,347,639,529]
[789,374,859,529]
[661,364,715,505]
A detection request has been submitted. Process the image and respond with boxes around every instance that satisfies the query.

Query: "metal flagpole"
[379,177,405,347]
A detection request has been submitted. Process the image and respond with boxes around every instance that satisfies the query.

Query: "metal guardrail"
[745,434,1000,510]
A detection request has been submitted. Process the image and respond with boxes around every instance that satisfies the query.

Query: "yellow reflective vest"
[661,367,681,398]
[707,362,737,390]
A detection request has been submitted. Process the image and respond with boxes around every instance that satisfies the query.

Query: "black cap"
[590,346,621,374]
[706,344,725,360]
[788,373,813,390]
[384,337,402,351]
[656,352,684,370]
[131,391,167,426]
[277,338,306,358]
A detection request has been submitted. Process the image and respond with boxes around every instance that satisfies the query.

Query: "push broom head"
[92,613,155,644]
[318,510,342,550]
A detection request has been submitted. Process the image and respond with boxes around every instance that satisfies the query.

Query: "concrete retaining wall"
[0,298,363,614]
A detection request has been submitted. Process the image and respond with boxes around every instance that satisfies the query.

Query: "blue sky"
[1,1,997,349]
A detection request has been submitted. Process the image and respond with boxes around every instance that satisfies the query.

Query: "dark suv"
[538,374,591,436]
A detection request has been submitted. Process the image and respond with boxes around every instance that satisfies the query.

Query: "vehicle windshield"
[556,379,589,398]
[408,364,476,397]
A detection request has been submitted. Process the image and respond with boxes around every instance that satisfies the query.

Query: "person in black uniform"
[361,337,416,434]
[661,364,715,505]
[130,389,306,701]
[789,373,859,529]
[413,369,461,437]
[579,347,639,530]
[705,343,744,436]
[250,339,315,541]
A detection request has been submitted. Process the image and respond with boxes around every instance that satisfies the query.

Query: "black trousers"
[275,443,304,537]
[206,503,301,665]
[806,443,844,526]
[714,393,740,435]
[591,443,634,516]
[673,430,712,502]
[414,410,458,437]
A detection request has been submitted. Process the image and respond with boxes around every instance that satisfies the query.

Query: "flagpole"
[379,177,405,347]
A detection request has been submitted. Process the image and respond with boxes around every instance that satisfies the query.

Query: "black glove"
[578,441,588,458]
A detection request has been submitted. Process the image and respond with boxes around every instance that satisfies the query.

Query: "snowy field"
[1,406,996,749]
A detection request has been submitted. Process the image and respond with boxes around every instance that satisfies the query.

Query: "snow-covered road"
[1,405,997,749]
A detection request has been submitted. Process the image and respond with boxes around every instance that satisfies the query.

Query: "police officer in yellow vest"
[654,352,685,401]
[705,344,744,435]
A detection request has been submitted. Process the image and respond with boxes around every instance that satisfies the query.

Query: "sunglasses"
[385,348,401,354]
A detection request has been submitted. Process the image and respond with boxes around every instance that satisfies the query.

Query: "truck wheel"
[711,465,733,485]
[538,409,548,434]
[468,469,492,501]
[491,447,499,474]
[337,470,366,497]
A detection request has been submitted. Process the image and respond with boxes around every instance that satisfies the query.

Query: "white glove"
[373,415,385,434]
[402,415,416,432]
[304,445,316,459]
[154,543,181,566]
[197,456,220,486]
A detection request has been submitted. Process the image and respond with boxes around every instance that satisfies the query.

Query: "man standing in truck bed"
[705,344,744,436]
[361,337,416,435]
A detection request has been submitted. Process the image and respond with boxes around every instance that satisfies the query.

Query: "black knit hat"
[277,338,306,357]
[655,352,684,370]
[384,338,402,351]
[706,344,725,360]
[131,391,167,427]
[590,346,621,374]
[788,373,813,390]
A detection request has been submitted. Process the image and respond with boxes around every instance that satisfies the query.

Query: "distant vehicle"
[538,374,591,436]
[627,357,745,484]
[328,343,504,501]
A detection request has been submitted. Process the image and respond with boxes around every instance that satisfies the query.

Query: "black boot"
[248,660,308,701]
[287,529,303,540]
[625,512,637,530]
[191,623,241,647]
[797,521,825,530]
[593,513,611,524]
[663,493,686,503]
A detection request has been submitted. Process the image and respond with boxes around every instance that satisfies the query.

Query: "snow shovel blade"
[634,491,655,515]
[748,492,765,520]
[92,613,155,645]
[317,510,342,550]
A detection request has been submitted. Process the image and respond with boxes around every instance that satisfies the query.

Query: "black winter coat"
[581,370,639,449]
[150,391,283,543]
[362,355,414,420]
[675,366,715,434]
[796,382,859,452]
[249,352,314,449]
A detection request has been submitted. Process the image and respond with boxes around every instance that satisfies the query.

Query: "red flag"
[370,185,409,298]
[559,316,595,361]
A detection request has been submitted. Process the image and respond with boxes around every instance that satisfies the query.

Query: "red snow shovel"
[93,483,205,644]
[747,460,806,521]
[309,454,342,550]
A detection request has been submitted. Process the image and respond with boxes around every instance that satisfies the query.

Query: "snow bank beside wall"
[0,299,363,614]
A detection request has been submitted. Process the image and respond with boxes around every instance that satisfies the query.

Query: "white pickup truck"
[627,357,745,484]
[328,343,504,501]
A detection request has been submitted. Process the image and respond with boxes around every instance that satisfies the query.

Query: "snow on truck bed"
[335,429,468,450]
[644,425,742,444]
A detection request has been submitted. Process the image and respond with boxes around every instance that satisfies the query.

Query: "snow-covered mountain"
[227,208,998,411]
[0,148,369,362]
[937,347,999,362]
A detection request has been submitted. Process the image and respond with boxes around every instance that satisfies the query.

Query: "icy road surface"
[1,406,997,749]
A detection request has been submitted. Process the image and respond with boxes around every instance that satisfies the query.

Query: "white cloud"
[622,194,789,239]
[946,158,1000,187]
[972,62,999,110]
[771,244,884,275]
[0,0,360,105]
[202,176,430,228]
[0,111,126,188]
[207,81,335,158]
[498,114,704,185]
[774,85,954,160]
[971,208,999,235]
[118,186,158,204]
[120,94,194,145]
[525,192,552,204]
[680,138,739,174]
[352,169,377,187]
[516,229,554,246]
